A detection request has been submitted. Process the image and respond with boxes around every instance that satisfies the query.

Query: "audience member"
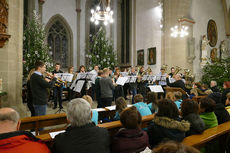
[52,98,110,153]
[133,94,152,116]
[146,92,158,113]
[147,99,190,149]
[199,97,218,129]
[174,91,183,109]
[208,92,230,124]
[165,92,175,101]
[100,68,115,107]
[153,141,201,153]
[111,106,149,153]
[0,108,50,153]
[114,97,127,121]
[82,95,98,125]
[210,80,220,93]
[225,93,230,114]
[166,74,190,94]
[221,81,230,104]
[181,99,205,136]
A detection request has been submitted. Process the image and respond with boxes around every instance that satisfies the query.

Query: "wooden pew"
[37,114,155,143]
[183,121,230,151]
[192,95,206,103]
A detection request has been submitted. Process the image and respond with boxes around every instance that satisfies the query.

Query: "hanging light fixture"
[90,0,114,25]
[170,19,189,38]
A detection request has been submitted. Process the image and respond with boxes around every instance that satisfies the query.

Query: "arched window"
[47,20,70,68]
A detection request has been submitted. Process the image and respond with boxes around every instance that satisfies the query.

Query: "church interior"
[0,0,230,152]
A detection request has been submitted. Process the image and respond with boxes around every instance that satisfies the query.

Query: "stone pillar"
[162,0,193,71]
[38,0,45,22]
[76,0,81,68]
[0,0,28,117]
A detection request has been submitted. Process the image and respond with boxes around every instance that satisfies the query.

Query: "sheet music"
[116,77,129,86]
[60,73,74,82]
[169,76,175,83]
[70,78,77,89]
[120,72,129,77]
[105,105,116,111]
[149,75,156,82]
[73,80,85,93]
[142,75,148,81]
[93,108,106,112]
[49,130,65,139]
[76,73,87,80]
[148,85,164,93]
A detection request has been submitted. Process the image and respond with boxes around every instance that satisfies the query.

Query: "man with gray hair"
[52,98,110,153]
[210,80,220,93]
[0,108,50,153]
[166,74,190,94]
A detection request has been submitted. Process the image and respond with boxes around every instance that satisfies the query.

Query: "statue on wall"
[201,35,209,66]
[210,48,218,63]
[220,40,229,59]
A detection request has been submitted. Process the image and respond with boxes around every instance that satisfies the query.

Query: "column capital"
[38,0,45,5]
[76,8,81,13]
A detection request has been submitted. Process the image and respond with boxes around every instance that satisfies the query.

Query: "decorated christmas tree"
[86,27,117,70]
[23,11,53,78]
[201,56,230,90]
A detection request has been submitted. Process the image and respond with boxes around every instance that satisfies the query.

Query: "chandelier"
[90,0,114,25]
[170,19,189,38]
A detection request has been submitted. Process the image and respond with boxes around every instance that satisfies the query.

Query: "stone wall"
[0,0,27,117]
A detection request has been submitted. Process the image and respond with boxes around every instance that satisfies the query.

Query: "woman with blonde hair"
[82,95,98,125]
[27,68,35,116]
[114,97,127,120]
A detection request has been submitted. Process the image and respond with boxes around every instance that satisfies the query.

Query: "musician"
[166,74,190,94]
[90,65,99,100]
[30,61,57,116]
[52,63,64,109]
[168,67,175,78]
[113,68,124,100]
[129,67,138,104]
[67,66,76,101]
[78,65,86,73]
[137,66,147,100]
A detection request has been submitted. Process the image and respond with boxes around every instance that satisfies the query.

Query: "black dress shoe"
[53,106,57,109]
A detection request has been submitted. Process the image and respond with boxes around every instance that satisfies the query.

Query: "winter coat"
[147,116,190,149]
[52,123,110,153]
[200,112,218,129]
[111,128,149,153]
[222,88,230,104]
[182,113,205,136]
[0,131,50,153]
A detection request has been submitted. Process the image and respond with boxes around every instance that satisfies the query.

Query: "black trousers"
[53,86,63,108]
[101,97,113,108]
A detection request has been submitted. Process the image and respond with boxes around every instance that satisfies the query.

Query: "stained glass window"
[48,21,68,68]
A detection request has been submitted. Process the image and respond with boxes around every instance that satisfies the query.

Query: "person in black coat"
[208,92,230,124]
[147,99,190,149]
[210,80,220,93]
[30,61,57,116]
[221,81,230,104]
[166,74,190,94]
[181,99,205,136]
[52,98,110,153]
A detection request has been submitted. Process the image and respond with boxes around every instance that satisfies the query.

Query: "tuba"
[173,66,182,75]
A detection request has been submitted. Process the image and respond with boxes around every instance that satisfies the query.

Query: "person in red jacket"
[0,107,50,153]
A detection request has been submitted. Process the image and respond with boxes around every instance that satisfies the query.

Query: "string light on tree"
[90,0,114,25]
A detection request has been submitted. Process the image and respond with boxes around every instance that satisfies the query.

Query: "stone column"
[0,0,28,117]
[76,0,81,68]
[38,0,45,22]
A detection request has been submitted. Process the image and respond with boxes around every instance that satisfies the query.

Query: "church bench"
[164,87,187,95]
[37,114,155,143]
[192,95,206,103]
[182,121,230,151]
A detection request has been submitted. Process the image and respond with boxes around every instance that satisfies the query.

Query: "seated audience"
[114,97,127,121]
[82,95,99,125]
[166,74,190,94]
[210,80,220,93]
[52,98,110,153]
[199,97,218,129]
[111,106,149,153]
[146,92,158,113]
[147,99,190,149]
[133,94,152,116]
[190,82,206,96]
[208,92,230,124]
[165,92,175,101]
[225,93,230,114]
[174,91,183,109]
[0,108,50,153]
[181,99,205,136]
[221,81,230,104]
[153,141,201,153]
[201,84,213,95]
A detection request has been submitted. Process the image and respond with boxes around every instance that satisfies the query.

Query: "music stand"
[55,107,65,114]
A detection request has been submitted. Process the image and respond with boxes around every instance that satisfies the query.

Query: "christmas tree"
[86,27,117,70]
[23,11,53,78]
[201,56,230,90]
